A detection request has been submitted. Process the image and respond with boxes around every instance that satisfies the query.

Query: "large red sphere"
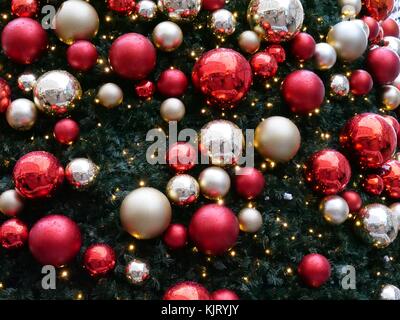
[362,174,384,196]
[13,151,64,199]
[53,119,80,145]
[0,77,11,113]
[341,190,362,213]
[290,32,316,61]
[157,69,188,97]
[211,289,239,300]
[305,149,351,195]
[250,52,278,79]
[29,215,82,267]
[83,243,116,277]
[235,167,265,200]
[298,253,331,288]
[202,0,225,11]
[109,33,156,80]
[163,224,188,250]
[282,70,325,114]
[380,160,400,199]
[361,16,380,40]
[381,18,400,37]
[67,40,98,71]
[340,113,397,169]
[163,281,211,300]
[1,17,48,64]
[367,47,400,85]
[0,218,28,250]
[11,0,38,17]
[192,48,252,108]
[189,204,239,255]
[364,0,394,21]
[167,142,197,172]
[349,70,373,96]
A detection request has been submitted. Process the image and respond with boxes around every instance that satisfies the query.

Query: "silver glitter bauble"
[65,158,99,190]
[380,284,400,300]
[382,85,400,111]
[210,9,236,37]
[238,207,263,233]
[314,43,337,70]
[199,166,231,200]
[238,30,261,54]
[157,0,202,22]
[152,21,183,52]
[389,203,400,230]
[330,74,350,97]
[384,36,400,56]
[136,0,158,21]
[160,98,186,122]
[17,73,36,92]
[97,83,123,109]
[319,195,349,225]
[0,190,24,217]
[125,259,150,285]
[6,98,37,131]
[166,174,199,206]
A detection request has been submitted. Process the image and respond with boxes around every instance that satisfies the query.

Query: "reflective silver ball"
[238,207,263,233]
[152,21,183,52]
[380,284,400,300]
[158,0,202,22]
[126,259,150,285]
[238,30,260,54]
[136,0,158,21]
[160,98,186,122]
[199,166,231,200]
[65,158,99,190]
[166,174,199,206]
[210,9,236,37]
[17,73,37,92]
[319,195,349,225]
[314,42,337,70]
[382,85,400,111]
[330,74,350,97]
[6,98,37,131]
[0,190,24,217]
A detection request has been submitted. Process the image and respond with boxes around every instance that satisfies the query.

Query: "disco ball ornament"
[330,74,350,97]
[33,70,82,116]
[247,0,304,43]
[166,174,200,206]
[125,259,150,285]
[158,0,202,22]
[136,0,158,21]
[17,73,36,92]
[319,195,349,225]
[380,160,400,199]
[65,158,99,190]
[209,9,236,37]
[163,281,211,300]
[380,284,400,300]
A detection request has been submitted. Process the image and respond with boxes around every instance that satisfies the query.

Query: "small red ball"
[265,44,286,63]
[364,0,394,21]
[163,281,211,300]
[367,47,400,85]
[380,160,400,199]
[109,33,156,80]
[29,215,82,267]
[202,0,225,11]
[362,16,380,40]
[67,40,98,72]
[349,70,373,96]
[0,218,28,250]
[11,0,38,17]
[108,0,136,15]
[341,190,362,213]
[167,142,197,172]
[53,119,80,145]
[1,17,48,65]
[135,80,155,99]
[282,70,325,114]
[362,174,384,196]
[0,77,11,113]
[381,18,400,37]
[157,69,188,97]
[250,52,278,79]
[298,253,331,288]
[290,32,316,61]
[163,224,188,250]
[211,289,239,300]
[83,244,116,277]
[235,167,265,200]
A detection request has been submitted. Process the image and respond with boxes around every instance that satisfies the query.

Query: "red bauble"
[167,142,197,172]
[163,224,188,250]
[11,0,38,17]
[340,113,397,169]
[1,17,48,64]
[53,119,80,145]
[265,45,286,63]
[282,70,325,114]
[157,69,188,97]
[0,77,11,113]
[298,253,331,288]
[367,47,400,85]
[189,204,239,255]
[380,160,400,199]
[364,0,394,21]
[211,289,239,300]
[202,0,225,11]
[349,70,373,96]
[371,26,385,45]
[361,16,380,40]
[250,52,278,79]
[66,40,98,72]
[13,151,64,199]
[290,32,316,61]
[135,80,155,99]
[381,18,400,37]
[83,244,116,277]
[341,190,362,212]
[235,167,265,200]
[0,218,28,250]
[384,115,400,148]
[192,48,252,107]
[362,174,384,196]
[29,215,82,267]
[108,0,136,14]
[305,149,351,195]
[163,281,211,300]
[109,33,156,80]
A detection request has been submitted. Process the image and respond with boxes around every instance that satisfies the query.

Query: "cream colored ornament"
[319,195,349,225]
[238,31,260,54]
[160,98,186,122]
[314,43,337,70]
[353,19,370,39]
[199,167,231,200]
[137,0,158,21]
[6,98,37,131]
[0,190,24,217]
[384,36,400,56]
[166,174,199,206]
[152,21,183,52]
[238,207,263,233]
[210,9,236,37]
[338,0,362,14]
[392,73,400,89]
[97,83,123,109]
[382,85,400,111]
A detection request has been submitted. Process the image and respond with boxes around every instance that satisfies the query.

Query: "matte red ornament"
[163,224,188,250]
[53,119,80,145]
[340,113,397,169]
[108,0,136,15]
[11,0,38,17]
[265,44,286,63]
[83,244,116,276]
[361,16,380,40]
[250,52,278,79]
[13,151,64,199]
[362,174,384,196]
[135,80,155,99]
[66,40,98,72]
[189,204,239,255]
[0,77,11,113]
[157,69,188,97]
[163,281,211,300]
[380,160,400,199]
[109,33,156,80]
[167,142,197,172]
[364,0,394,21]
[0,218,28,250]
[305,149,351,195]
[341,190,362,213]
[282,70,325,114]
[192,48,252,108]
[290,32,316,61]
[211,289,239,300]
[381,18,400,37]
[349,70,373,96]
[202,0,225,11]
[1,17,48,64]
[367,47,400,85]
[298,253,331,288]
[235,167,265,200]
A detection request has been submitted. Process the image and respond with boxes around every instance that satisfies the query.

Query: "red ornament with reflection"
[135,80,155,99]
[383,115,400,148]
[108,0,136,15]
[157,69,188,97]
[380,160,400,199]
[290,32,316,61]
[381,18,400,37]
[54,119,80,145]
[83,243,116,276]
[340,113,397,169]
[0,77,11,113]
[211,289,239,300]
[364,0,394,21]
[67,40,98,72]
[298,253,331,288]
[367,47,400,85]
[362,174,384,196]
[0,218,28,250]
[349,70,373,96]
[265,45,286,63]
[163,281,211,300]
[361,16,380,40]
[163,224,188,250]
[167,142,197,172]
[11,0,38,17]
[305,149,351,195]
[235,167,265,200]
[341,190,362,212]
[250,52,278,79]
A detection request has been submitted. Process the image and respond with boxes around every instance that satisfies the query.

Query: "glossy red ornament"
[362,174,384,196]
[109,33,156,80]
[189,204,239,255]
[211,289,239,300]
[265,45,286,63]
[305,149,351,195]
[361,16,380,40]
[157,69,188,97]
[29,215,82,267]
[108,0,136,15]
[163,281,211,300]
[11,0,38,17]
[364,0,394,21]
[349,70,373,96]
[53,119,80,145]
[0,218,28,250]
[380,160,400,199]
[340,113,397,169]
[341,190,362,212]
[0,77,11,113]
[202,0,225,11]
[167,142,197,172]
[1,17,48,65]
[282,70,325,114]
[290,32,316,61]
[83,244,116,276]
[66,40,98,72]
[135,80,155,99]
[235,167,265,200]
[298,253,331,288]
[192,48,252,107]
[367,47,400,85]
[13,151,64,199]
[384,116,400,148]
[381,18,400,37]
[163,224,188,250]
[250,52,278,79]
